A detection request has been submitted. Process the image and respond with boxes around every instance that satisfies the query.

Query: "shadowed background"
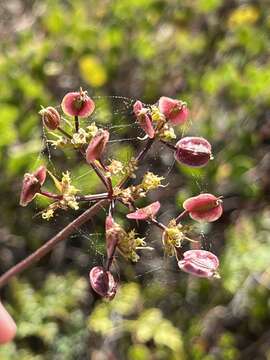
[1,0,270,359]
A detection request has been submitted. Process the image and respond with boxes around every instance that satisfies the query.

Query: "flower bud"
[61,88,95,118]
[0,301,17,344]
[126,201,160,220]
[178,250,220,278]
[174,136,212,167]
[183,193,223,222]
[158,96,189,125]
[86,130,110,163]
[19,166,47,207]
[89,266,117,300]
[39,106,60,130]
[133,100,155,138]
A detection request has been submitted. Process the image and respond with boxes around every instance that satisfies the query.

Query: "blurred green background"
[1,0,270,359]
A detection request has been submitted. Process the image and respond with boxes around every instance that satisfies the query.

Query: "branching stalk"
[175,210,188,224]
[0,199,108,289]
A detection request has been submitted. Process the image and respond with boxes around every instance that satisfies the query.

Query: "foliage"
[1,0,270,358]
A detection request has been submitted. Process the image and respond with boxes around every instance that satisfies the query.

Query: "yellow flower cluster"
[141,172,164,191]
[150,105,165,123]
[107,159,124,176]
[117,229,150,262]
[113,172,164,204]
[162,220,185,256]
[42,171,80,220]
[157,123,176,142]
[48,122,99,149]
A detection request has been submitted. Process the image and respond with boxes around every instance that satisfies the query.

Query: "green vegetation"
[1,0,270,358]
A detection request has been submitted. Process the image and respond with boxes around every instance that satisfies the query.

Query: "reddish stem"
[76,193,109,202]
[175,209,188,224]
[136,138,155,162]
[90,162,112,195]
[0,199,109,289]
[150,218,167,231]
[79,147,112,195]
[39,190,63,200]
[0,129,158,287]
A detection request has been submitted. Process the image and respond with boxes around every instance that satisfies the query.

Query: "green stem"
[39,190,63,200]
[58,127,72,139]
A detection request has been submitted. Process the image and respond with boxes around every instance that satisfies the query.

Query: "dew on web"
[200,230,209,250]
[164,158,176,178]
[135,266,164,278]
[31,124,56,173]
[72,228,105,263]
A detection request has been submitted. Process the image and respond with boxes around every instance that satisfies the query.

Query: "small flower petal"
[126,201,160,220]
[0,302,16,344]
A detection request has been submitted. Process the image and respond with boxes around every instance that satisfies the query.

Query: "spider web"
[31,95,226,282]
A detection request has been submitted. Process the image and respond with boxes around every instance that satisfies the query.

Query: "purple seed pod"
[39,106,61,130]
[178,250,220,278]
[105,215,121,260]
[89,266,117,300]
[0,301,17,344]
[19,166,47,207]
[183,193,223,222]
[86,130,110,163]
[61,89,95,118]
[175,136,212,167]
[133,100,155,138]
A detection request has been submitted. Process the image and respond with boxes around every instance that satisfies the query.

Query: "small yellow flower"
[151,105,165,122]
[117,229,150,262]
[86,122,99,138]
[48,133,70,148]
[71,128,89,147]
[107,159,124,176]
[124,157,138,179]
[141,172,164,191]
[158,123,176,141]
[162,220,185,256]
[42,208,55,220]
[41,171,80,220]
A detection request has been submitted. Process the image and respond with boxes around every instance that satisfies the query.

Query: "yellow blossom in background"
[228,6,260,28]
[79,55,107,87]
